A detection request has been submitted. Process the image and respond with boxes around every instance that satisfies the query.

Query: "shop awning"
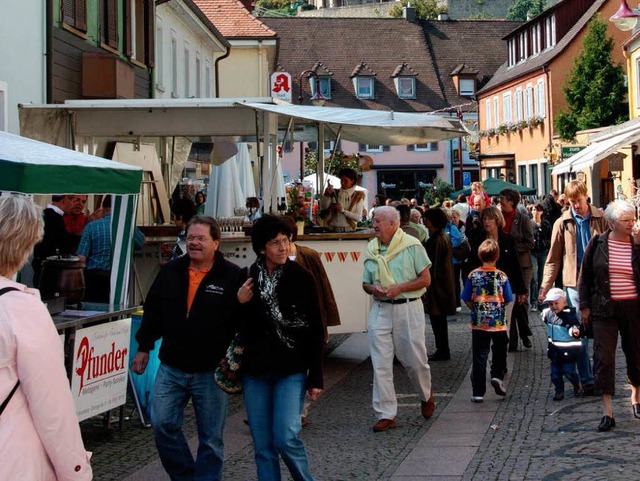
[552,124,640,175]
[238,102,466,145]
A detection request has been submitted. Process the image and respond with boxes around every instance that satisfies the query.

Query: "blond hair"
[481,206,505,230]
[564,180,588,201]
[0,195,44,276]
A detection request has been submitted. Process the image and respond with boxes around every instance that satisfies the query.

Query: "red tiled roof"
[193,0,276,39]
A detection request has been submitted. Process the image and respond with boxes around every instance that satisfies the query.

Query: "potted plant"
[285,186,308,235]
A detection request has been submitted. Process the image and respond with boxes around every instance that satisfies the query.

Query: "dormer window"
[310,76,332,100]
[354,77,375,99]
[395,77,416,99]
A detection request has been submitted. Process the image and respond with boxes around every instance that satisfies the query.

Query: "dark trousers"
[550,361,579,394]
[84,269,111,303]
[593,299,640,395]
[454,264,462,308]
[471,330,508,397]
[429,314,450,356]
[509,265,534,347]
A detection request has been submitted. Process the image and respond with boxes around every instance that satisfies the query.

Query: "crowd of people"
[3,177,640,481]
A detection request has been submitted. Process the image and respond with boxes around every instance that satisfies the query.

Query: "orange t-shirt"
[187,267,210,312]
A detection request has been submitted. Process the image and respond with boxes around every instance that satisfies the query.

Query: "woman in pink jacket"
[0,195,92,480]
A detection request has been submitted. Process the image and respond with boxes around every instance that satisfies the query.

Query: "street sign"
[561,146,585,159]
[463,172,471,186]
[271,72,292,103]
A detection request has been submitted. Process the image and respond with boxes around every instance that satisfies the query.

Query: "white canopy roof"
[239,102,465,145]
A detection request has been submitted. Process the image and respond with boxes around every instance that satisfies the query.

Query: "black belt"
[378,297,419,304]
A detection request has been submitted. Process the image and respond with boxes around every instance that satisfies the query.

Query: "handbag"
[452,236,471,261]
[214,334,244,394]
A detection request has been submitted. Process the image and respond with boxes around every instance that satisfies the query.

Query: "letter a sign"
[271,71,292,103]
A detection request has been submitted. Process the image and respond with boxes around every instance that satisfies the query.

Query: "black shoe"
[428,351,450,362]
[508,345,518,352]
[522,337,532,348]
[598,415,615,432]
[553,391,564,401]
[582,384,595,396]
[633,403,640,419]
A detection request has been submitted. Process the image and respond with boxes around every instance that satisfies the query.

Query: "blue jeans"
[530,250,548,305]
[566,287,595,387]
[471,330,508,397]
[151,363,227,481]
[550,360,580,394]
[243,372,314,481]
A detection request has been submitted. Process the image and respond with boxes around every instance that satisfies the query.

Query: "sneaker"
[531,305,538,312]
[522,337,533,349]
[471,396,484,403]
[456,307,462,313]
[491,378,507,396]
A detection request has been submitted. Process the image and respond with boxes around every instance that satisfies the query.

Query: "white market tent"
[19,98,465,214]
[0,130,143,305]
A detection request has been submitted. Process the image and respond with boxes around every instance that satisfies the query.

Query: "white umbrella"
[236,143,256,199]
[206,154,245,217]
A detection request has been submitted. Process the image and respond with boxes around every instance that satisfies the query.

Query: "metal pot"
[39,256,85,304]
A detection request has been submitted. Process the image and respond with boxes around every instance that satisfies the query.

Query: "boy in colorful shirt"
[461,239,513,402]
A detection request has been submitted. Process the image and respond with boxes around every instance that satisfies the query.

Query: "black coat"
[239,260,325,389]
[136,251,242,373]
[32,208,78,284]
[467,231,526,294]
[424,230,457,316]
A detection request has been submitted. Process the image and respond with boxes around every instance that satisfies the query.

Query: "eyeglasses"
[186,235,212,243]
[267,238,290,248]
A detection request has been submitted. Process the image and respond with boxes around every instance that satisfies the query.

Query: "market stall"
[0,130,143,421]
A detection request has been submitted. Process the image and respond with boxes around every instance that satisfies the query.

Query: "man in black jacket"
[132,216,241,481]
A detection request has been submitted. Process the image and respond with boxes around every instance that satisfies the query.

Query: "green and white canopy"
[0,131,143,306]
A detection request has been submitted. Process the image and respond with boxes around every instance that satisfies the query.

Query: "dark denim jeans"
[566,287,595,387]
[243,372,314,481]
[550,360,580,394]
[151,363,227,481]
[471,330,508,397]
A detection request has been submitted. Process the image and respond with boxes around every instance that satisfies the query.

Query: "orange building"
[476,0,629,198]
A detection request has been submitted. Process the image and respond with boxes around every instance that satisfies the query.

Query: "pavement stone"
[87,309,640,480]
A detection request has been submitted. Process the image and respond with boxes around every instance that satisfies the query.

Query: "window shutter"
[107,0,119,49]
[75,0,87,31]
[62,0,74,26]
[308,141,317,151]
[430,142,438,151]
[145,0,155,67]
[358,143,366,151]
[383,145,390,152]
[407,145,415,151]
[124,0,133,57]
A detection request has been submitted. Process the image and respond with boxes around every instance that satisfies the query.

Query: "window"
[100,0,119,49]
[155,17,163,89]
[395,77,416,99]
[503,92,512,123]
[407,143,438,151]
[518,32,528,62]
[205,60,212,98]
[515,88,523,122]
[0,81,7,132]
[532,24,541,55]
[508,39,516,67]
[525,84,534,119]
[171,32,178,97]
[551,15,556,46]
[459,79,475,97]
[535,79,545,117]
[530,164,538,190]
[62,0,87,32]
[195,52,201,98]
[310,76,332,100]
[518,165,527,185]
[126,0,147,62]
[365,144,383,153]
[485,99,492,129]
[323,140,340,155]
[545,15,556,48]
[493,97,499,127]
[184,42,190,97]
[354,77,375,99]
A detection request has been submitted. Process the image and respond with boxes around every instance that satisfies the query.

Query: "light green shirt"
[410,222,429,242]
[363,240,431,299]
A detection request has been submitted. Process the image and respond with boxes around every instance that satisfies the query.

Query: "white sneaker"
[491,378,507,396]
[456,307,462,313]
[471,396,484,403]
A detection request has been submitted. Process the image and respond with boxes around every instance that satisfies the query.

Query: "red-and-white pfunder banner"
[71,319,131,421]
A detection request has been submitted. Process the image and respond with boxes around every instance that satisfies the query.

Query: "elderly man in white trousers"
[362,206,435,432]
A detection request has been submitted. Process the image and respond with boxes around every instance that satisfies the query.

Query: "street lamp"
[298,70,326,181]
[610,0,639,31]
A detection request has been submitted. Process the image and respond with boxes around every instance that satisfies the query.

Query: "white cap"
[544,287,566,303]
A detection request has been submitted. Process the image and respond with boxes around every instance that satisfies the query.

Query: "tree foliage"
[422,178,454,207]
[389,0,448,20]
[554,16,627,141]
[506,0,547,21]
[304,150,362,179]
